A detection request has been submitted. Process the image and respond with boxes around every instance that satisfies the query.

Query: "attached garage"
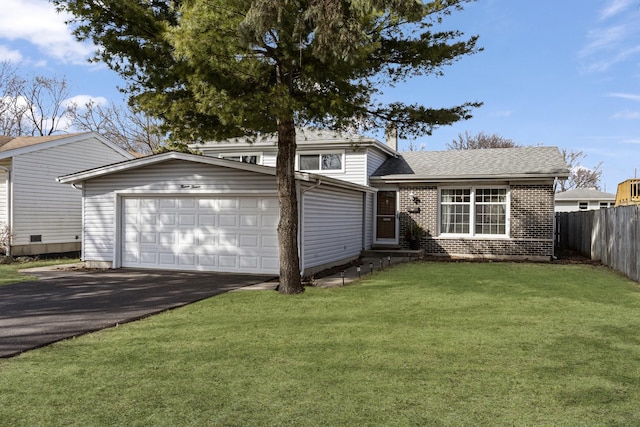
[121,196,280,273]
[58,152,372,276]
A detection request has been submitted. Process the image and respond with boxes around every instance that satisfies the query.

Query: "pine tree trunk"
[275,118,304,294]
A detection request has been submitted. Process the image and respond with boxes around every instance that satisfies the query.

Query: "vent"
[30,235,42,243]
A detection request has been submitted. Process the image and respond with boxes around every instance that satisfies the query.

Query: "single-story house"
[0,133,133,256]
[58,129,569,275]
[555,188,616,212]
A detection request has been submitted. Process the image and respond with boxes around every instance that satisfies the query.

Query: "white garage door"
[121,196,280,274]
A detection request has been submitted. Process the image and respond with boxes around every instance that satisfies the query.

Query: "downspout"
[299,178,323,277]
[552,177,558,260]
[0,166,11,257]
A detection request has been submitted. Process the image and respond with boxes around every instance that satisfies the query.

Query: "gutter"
[0,165,11,256]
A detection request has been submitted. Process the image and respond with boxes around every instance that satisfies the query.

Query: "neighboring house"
[0,133,134,256]
[555,188,616,212]
[58,129,569,275]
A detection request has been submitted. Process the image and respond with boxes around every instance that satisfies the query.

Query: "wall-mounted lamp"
[409,192,419,203]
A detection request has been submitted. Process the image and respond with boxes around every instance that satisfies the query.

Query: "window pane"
[241,155,258,164]
[299,155,319,170]
[475,202,506,235]
[321,153,342,170]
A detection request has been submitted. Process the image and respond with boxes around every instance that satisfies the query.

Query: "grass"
[0,258,79,286]
[1,261,640,425]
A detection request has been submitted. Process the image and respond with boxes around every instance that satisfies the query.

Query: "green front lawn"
[0,258,80,286]
[1,262,639,425]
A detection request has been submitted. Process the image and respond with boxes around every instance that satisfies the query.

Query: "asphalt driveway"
[0,269,274,358]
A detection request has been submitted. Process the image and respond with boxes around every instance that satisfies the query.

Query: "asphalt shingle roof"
[0,134,84,153]
[555,188,615,201]
[372,146,569,180]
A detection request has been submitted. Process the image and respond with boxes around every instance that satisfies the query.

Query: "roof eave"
[370,172,570,184]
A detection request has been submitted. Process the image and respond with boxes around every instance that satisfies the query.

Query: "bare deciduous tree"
[557,148,603,192]
[22,75,72,136]
[0,65,73,136]
[67,99,166,154]
[447,131,519,150]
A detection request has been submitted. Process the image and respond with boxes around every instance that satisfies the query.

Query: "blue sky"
[1,0,639,192]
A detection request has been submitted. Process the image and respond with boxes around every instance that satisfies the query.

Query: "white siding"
[366,147,388,183]
[262,153,277,167]
[83,160,279,262]
[364,192,374,249]
[0,159,9,225]
[297,149,367,186]
[302,185,364,271]
[11,137,130,247]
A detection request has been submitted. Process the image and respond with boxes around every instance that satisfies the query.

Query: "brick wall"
[398,184,555,260]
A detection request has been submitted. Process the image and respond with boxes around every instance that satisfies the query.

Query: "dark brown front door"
[376,191,396,240]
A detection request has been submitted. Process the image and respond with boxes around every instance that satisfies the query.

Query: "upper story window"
[298,152,343,171]
[439,187,509,237]
[219,154,261,165]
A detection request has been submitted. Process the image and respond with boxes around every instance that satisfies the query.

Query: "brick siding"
[398,184,555,260]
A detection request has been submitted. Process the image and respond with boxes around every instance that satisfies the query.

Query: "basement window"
[30,235,42,243]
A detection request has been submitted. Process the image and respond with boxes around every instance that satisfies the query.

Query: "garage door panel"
[122,196,279,273]
[240,234,259,247]
[219,215,237,227]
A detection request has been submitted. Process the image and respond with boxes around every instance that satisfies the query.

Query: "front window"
[578,202,588,210]
[298,153,343,171]
[440,187,508,236]
[220,154,260,164]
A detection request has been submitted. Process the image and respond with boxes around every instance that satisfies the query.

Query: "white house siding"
[0,159,9,225]
[364,191,374,249]
[366,148,388,184]
[10,138,129,250]
[301,184,364,274]
[555,200,614,212]
[82,160,279,264]
[296,149,368,186]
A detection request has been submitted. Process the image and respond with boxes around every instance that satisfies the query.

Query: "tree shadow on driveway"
[0,269,274,358]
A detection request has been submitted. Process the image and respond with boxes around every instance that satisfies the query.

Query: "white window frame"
[218,153,262,165]
[578,201,588,210]
[438,186,510,238]
[296,151,345,172]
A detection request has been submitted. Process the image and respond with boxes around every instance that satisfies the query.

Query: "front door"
[375,191,397,243]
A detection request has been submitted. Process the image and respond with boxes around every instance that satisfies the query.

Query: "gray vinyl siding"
[82,160,279,262]
[10,138,129,247]
[302,185,364,271]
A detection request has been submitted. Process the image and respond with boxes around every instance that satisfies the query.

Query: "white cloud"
[0,44,23,63]
[607,92,640,102]
[62,95,108,109]
[611,110,640,119]
[0,0,95,65]
[622,138,640,144]
[579,25,628,57]
[599,0,634,20]
[490,110,513,117]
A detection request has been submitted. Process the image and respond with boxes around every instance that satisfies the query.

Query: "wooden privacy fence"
[556,205,640,282]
